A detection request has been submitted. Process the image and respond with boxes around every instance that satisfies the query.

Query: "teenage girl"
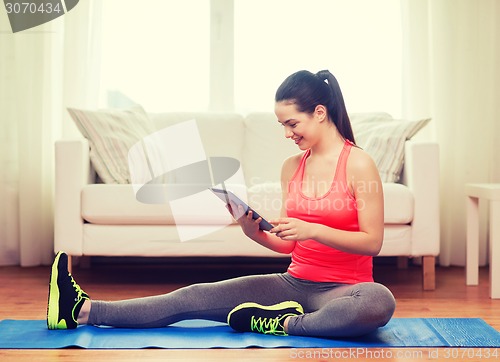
[47,70,395,338]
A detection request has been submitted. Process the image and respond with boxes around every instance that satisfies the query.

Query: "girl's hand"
[227,201,262,238]
[269,218,313,241]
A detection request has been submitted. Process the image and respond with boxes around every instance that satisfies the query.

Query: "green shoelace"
[69,274,88,323]
[250,313,295,336]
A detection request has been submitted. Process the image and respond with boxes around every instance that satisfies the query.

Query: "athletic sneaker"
[227,301,304,336]
[47,251,89,329]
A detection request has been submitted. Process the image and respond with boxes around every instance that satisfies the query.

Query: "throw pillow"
[351,116,431,183]
[67,105,156,184]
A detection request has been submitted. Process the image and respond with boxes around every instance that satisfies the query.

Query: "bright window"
[98,0,402,116]
[99,0,210,112]
[234,0,402,116]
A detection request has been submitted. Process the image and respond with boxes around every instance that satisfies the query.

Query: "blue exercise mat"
[0,318,499,349]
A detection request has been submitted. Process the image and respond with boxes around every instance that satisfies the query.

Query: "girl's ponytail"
[315,70,355,144]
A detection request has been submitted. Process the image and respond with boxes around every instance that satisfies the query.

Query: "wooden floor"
[1,257,499,361]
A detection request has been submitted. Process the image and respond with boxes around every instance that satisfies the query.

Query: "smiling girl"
[47,70,395,338]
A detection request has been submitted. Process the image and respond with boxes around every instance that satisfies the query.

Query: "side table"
[465,183,500,298]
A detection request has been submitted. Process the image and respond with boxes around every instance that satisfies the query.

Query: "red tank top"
[286,140,373,283]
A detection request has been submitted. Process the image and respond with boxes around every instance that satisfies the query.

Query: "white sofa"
[54,112,440,290]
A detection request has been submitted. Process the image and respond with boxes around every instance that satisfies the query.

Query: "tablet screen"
[210,188,273,231]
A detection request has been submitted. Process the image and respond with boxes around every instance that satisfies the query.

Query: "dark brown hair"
[275,70,355,144]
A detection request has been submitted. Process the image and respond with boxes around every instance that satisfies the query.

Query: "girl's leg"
[287,282,396,338]
[87,273,302,328]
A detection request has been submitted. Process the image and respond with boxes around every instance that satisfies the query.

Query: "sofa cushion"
[149,112,246,164]
[351,115,431,183]
[383,183,414,224]
[83,180,412,227]
[249,181,413,224]
[82,184,173,225]
[378,225,412,255]
[81,184,250,226]
[68,106,156,184]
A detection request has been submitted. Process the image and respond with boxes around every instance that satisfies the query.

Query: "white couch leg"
[422,255,436,290]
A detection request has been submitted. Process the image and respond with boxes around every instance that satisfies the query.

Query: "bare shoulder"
[281,152,303,182]
[347,146,380,181]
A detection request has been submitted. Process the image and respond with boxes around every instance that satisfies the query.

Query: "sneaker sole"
[47,251,63,329]
[227,300,304,325]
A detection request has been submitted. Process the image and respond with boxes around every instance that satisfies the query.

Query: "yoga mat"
[0,318,499,349]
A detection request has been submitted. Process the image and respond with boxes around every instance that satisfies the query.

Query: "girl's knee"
[358,283,396,325]
[373,284,396,325]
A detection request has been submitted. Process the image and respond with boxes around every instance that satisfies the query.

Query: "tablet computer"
[210,188,274,231]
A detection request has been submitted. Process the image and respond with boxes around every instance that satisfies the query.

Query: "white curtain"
[402,0,500,266]
[0,1,101,266]
[2,0,499,267]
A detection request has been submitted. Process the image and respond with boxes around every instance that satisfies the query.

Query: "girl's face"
[274,101,324,150]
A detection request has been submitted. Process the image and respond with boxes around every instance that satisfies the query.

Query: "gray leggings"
[87,272,396,338]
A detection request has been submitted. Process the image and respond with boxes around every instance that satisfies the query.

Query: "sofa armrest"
[54,139,94,255]
[401,140,440,256]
